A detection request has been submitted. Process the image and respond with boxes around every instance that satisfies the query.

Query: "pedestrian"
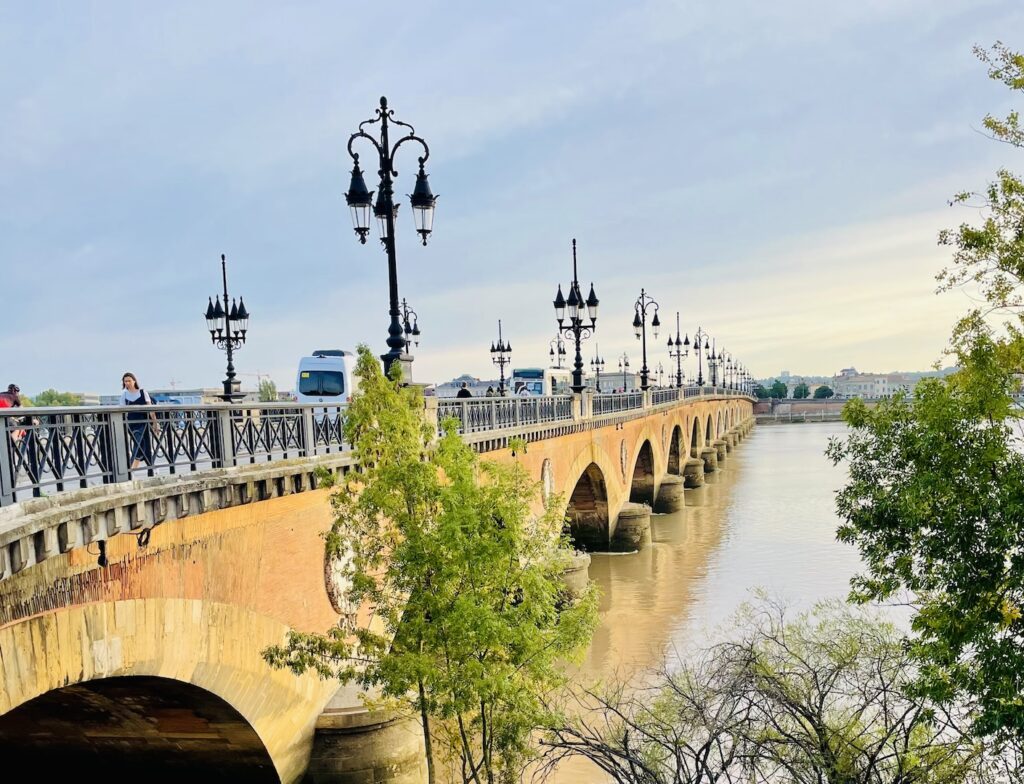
[120,372,159,470]
[0,384,27,444]
[456,382,473,399]
[485,386,496,398]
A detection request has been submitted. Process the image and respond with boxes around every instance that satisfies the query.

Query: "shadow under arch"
[565,463,610,551]
[630,440,656,506]
[705,415,714,445]
[0,675,276,782]
[667,424,684,474]
[691,416,700,458]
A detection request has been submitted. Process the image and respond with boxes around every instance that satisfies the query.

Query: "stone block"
[653,475,685,513]
[611,503,651,552]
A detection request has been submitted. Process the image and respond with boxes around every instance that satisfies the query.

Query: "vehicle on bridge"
[511,367,573,396]
[296,350,355,407]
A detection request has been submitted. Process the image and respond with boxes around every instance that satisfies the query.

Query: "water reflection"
[552,422,860,783]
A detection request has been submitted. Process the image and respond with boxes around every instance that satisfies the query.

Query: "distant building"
[436,375,502,398]
[831,372,917,400]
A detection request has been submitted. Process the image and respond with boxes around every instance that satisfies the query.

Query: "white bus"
[511,367,574,396]
[295,350,357,405]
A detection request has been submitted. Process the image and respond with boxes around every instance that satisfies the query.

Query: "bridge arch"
[705,415,714,446]
[629,440,657,506]
[564,463,611,551]
[0,675,277,780]
[667,424,684,474]
[0,598,339,782]
[690,417,700,458]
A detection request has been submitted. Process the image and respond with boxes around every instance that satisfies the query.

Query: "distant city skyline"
[2,2,1020,396]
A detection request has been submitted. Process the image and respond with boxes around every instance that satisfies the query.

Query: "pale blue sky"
[1,1,1020,395]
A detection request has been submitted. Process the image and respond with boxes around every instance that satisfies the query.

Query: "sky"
[1,1,1021,396]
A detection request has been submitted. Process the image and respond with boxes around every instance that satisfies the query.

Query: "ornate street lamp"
[632,288,660,390]
[549,335,567,369]
[590,345,605,392]
[344,97,436,380]
[667,311,689,389]
[708,338,720,387]
[617,353,630,392]
[553,239,599,393]
[204,254,250,402]
[693,326,710,386]
[399,298,420,353]
[490,320,512,396]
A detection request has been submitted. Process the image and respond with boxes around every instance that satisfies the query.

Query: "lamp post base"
[382,352,415,385]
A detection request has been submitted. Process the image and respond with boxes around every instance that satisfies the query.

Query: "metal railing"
[0,402,347,506]
[1,388,754,508]
[437,395,574,435]
[592,391,644,415]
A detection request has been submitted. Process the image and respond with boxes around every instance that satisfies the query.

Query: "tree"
[792,382,810,399]
[264,346,598,784]
[541,599,1009,783]
[768,380,787,399]
[752,383,769,399]
[32,389,82,406]
[828,42,1024,741]
[813,385,834,399]
[257,378,277,402]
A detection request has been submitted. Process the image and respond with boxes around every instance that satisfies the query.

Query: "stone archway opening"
[565,463,610,552]
[705,416,714,445]
[0,676,277,781]
[667,425,683,474]
[691,417,700,458]
[630,441,656,506]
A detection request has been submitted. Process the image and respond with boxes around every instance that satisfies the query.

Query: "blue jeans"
[128,422,153,466]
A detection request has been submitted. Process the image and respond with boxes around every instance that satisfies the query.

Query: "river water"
[554,421,861,782]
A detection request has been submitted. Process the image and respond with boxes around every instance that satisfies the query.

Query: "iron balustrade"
[0,402,347,506]
[592,391,644,415]
[0,389,754,507]
[651,387,681,406]
[437,395,574,435]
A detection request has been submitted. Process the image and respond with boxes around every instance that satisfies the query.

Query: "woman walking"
[120,372,158,470]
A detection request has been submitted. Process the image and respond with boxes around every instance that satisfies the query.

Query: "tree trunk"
[418,678,435,784]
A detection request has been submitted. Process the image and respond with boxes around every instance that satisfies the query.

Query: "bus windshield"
[298,370,345,397]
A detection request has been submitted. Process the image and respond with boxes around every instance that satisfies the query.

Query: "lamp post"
[618,353,630,392]
[693,326,710,386]
[590,345,605,392]
[549,335,567,369]
[344,96,437,381]
[399,298,420,353]
[490,320,511,396]
[708,338,720,387]
[667,311,689,388]
[632,289,660,390]
[204,253,250,402]
[552,239,599,393]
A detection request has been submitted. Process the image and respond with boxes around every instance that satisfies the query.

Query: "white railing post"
[215,407,237,468]
[108,411,131,484]
[0,420,14,506]
[301,407,316,456]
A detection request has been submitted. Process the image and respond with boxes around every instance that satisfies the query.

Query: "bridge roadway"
[0,387,753,782]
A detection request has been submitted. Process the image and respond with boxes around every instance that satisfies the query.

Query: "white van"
[296,350,357,406]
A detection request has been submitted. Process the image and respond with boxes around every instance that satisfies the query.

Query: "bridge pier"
[306,707,427,783]
[611,503,651,551]
[653,475,685,513]
[713,439,728,462]
[682,457,705,488]
[699,447,718,473]
[561,550,591,598]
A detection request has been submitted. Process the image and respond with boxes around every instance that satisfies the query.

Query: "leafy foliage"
[32,389,82,406]
[769,380,787,399]
[257,378,277,402]
[792,382,810,399]
[753,383,770,399]
[813,385,835,399]
[828,42,1024,741]
[264,345,598,784]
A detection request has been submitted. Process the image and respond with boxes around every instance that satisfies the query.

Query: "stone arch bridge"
[0,388,753,782]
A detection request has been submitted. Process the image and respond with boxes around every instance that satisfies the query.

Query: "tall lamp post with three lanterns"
[344,96,437,381]
[632,288,660,390]
[552,239,599,393]
[490,320,512,396]
[204,253,250,402]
